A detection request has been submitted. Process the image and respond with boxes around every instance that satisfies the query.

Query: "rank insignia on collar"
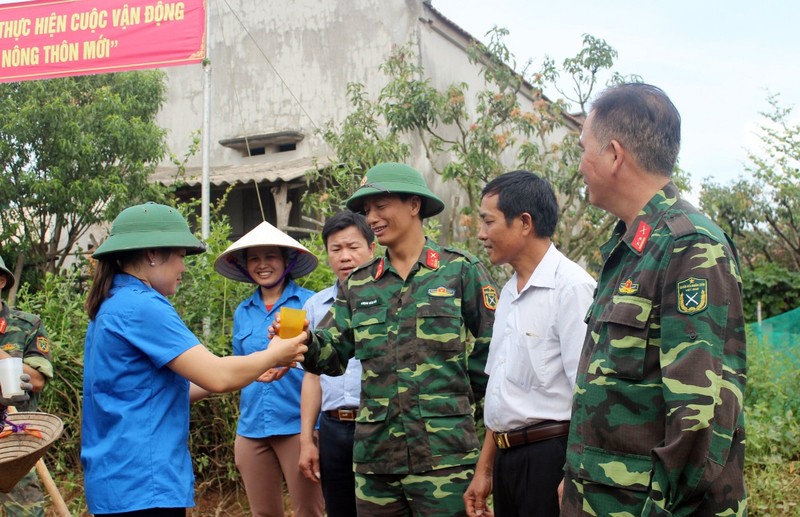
[618,278,639,295]
[428,287,455,297]
[482,285,498,310]
[677,277,708,315]
[426,249,440,270]
[374,258,385,280]
[631,221,652,253]
[0,317,5,334]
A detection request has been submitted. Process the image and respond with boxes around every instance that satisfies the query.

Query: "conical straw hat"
[0,412,63,493]
[214,221,318,283]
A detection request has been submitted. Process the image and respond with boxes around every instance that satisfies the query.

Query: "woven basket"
[0,412,63,493]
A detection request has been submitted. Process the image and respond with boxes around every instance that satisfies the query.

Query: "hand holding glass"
[0,357,24,398]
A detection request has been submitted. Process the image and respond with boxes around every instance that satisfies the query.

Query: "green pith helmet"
[0,255,15,290]
[345,162,445,218]
[92,203,206,259]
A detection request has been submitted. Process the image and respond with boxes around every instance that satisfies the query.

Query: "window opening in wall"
[219,131,304,158]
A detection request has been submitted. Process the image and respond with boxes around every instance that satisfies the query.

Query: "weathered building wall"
[153,0,574,241]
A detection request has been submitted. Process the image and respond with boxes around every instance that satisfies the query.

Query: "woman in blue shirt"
[81,203,308,517]
[214,221,323,517]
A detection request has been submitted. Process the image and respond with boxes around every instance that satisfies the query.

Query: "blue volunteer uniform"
[233,279,313,437]
[81,274,200,514]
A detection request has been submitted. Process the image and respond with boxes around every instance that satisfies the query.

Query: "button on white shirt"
[484,244,596,432]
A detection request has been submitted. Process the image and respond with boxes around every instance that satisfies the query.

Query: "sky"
[433,0,800,197]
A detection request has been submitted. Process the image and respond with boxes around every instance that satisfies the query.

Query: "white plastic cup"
[0,357,24,398]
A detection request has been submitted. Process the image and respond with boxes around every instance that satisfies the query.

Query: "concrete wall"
[154,0,574,240]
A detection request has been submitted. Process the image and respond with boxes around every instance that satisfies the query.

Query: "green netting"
[747,306,800,359]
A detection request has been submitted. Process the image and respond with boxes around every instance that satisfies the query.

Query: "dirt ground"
[45,484,293,516]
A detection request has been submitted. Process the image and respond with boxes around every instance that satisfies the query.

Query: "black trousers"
[94,509,185,517]
[492,434,568,517]
[319,411,358,517]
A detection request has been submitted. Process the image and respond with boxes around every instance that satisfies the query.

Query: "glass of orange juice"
[278,307,306,339]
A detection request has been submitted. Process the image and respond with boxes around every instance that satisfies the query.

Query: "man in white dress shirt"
[464,170,596,516]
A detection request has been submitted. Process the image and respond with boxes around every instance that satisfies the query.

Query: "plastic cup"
[0,357,24,398]
[278,307,306,339]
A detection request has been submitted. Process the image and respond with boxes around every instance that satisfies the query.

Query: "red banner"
[0,0,205,82]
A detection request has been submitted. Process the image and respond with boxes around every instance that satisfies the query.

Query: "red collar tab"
[631,221,652,253]
[426,249,440,270]
[0,317,6,334]
[374,258,385,280]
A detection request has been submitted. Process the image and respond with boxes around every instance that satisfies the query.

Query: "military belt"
[325,408,358,421]
[494,420,570,449]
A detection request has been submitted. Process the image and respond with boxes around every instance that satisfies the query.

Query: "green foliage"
[302,82,411,228]
[701,95,800,318]
[305,30,639,272]
[745,461,800,516]
[745,335,800,463]
[0,71,170,282]
[744,329,800,514]
[741,263,800,320]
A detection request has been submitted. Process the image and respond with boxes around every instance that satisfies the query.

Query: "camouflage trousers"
[0,469,44,517]
[355,465,474,517]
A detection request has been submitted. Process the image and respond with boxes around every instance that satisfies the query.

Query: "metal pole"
[201,0,212,338]
[201,0,211,240]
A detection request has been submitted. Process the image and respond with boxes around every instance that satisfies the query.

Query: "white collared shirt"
[303,283,362,411]
[484,244,596,432]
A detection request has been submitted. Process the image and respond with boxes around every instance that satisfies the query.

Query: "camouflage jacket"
[0,302,53,411]
[562,183,747,516]
[304,238,497,475]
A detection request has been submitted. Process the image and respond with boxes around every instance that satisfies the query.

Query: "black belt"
[325,408,358,421]
[493,421,570,449]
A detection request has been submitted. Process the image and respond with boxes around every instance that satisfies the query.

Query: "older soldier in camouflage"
[561,83,747,516]
[300,162,497,516]
[0,256,54,517]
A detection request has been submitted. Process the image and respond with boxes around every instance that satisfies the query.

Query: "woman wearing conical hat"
[81,203,308,516]
[215,221,323,517]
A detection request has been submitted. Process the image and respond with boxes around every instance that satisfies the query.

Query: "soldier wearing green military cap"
[299,162,498,516]
[561,83,747,515]
[0,254,53,517]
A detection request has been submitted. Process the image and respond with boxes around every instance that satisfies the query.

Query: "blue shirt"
[233,279,314,438]
[81,274,200,513]
[303,283,362,411]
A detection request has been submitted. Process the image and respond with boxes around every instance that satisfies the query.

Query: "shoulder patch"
[482,285,498,311]
[677,277,708,315]
[37,336,51,353]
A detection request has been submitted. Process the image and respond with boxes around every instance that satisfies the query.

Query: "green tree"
[305,30,647,272]
[700,94,800,319]
[0,71,170,286]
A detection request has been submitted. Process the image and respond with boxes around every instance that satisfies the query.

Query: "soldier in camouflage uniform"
[299,162,497,516]
[561,83,747,516]
[0,256,54,517]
